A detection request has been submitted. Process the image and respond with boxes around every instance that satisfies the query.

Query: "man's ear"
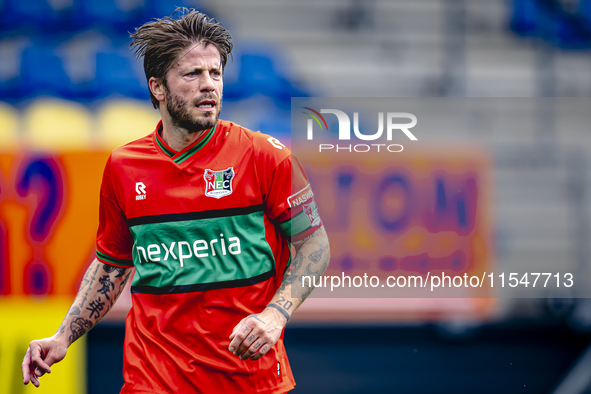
[149,77,165,103]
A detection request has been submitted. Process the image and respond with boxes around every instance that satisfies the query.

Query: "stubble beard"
[165,87,222,133]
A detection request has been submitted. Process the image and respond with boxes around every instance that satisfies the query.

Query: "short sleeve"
[96,155,134,267]
[264,154,322,242]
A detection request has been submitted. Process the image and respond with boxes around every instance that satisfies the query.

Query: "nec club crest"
[303,201,321,227]
[204,167,235,198]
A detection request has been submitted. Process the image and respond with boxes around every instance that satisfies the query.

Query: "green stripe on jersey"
[175,122,217,164]
[278,209,315,239]
[155,135,175,157]
[129,210,275,289]
[96,250,133,266]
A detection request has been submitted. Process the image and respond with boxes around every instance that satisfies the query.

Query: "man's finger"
[241,339,265,360]
[30,372,40,388]
[22,349,31,385]
[234,331,258,357]
[250,344,270,361]
[228,325,252,352]
[30,343,52,373]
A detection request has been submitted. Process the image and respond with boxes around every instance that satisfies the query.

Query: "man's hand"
[228,307,287,361]
[21,260,133,387]
[22,335,68,387]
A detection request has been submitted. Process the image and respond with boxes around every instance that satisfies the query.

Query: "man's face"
[162,43,223,132]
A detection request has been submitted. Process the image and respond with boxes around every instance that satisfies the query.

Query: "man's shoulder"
[109,132,155,163]
[220,119,291,161]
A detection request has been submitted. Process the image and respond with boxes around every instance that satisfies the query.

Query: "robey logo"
[303,107,417,153]
[135,182,146,200]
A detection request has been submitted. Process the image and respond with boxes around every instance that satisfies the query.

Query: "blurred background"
[1,0,591,393]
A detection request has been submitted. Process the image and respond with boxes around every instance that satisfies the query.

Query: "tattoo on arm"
[56,305,81,334]
[86,297,106,319]
[77,264,100,309]
[69,318,93,343]
[58,263,132,343]
[267,303,291,322]
[102,264,127,278]
[98,275,115,300]
[278,251,303,293]
[308,245,324,264]
[68,306,81,316]
[115,270,132,299]
[247,314,266,324]
[297,231,319,243]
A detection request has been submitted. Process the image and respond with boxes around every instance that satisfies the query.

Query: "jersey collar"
[153,120,218,164]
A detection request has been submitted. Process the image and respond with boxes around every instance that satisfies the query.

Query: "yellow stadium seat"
[0,102,20,150]
[97,100,160,150]
[24,99,93,151]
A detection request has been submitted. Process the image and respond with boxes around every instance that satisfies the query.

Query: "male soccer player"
[21,8,329,394]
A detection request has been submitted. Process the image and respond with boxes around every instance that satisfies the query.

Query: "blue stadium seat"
[510,0,591,48]
[224,53,308,108]
[1,0,76,30]
[510,0,540,37]
[143,0,207,20]
[20,46,74,99]
[2,0,54,27]
[76,0,145,30]
[581,0,591,24]
[95,52,147,99]
[0,35,31,100]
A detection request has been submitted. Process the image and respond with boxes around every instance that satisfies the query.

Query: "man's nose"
[200,73,215,92]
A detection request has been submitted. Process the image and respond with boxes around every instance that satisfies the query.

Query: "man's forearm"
[267,226,330,321]
[55,259,133,346]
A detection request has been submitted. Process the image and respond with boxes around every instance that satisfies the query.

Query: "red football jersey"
[95,119,321,394]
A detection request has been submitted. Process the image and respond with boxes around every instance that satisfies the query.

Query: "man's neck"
[160,121,206,152]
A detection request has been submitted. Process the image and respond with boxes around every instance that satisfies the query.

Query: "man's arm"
[22,259,133,387]
[228,225,330,360]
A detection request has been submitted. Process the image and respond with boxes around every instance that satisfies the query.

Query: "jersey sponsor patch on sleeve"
[287,183,314,208]
[277,197,322,242]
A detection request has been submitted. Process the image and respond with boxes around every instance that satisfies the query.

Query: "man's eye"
[212,71,221,77]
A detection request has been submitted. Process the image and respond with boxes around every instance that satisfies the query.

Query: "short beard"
[164,82,221,133]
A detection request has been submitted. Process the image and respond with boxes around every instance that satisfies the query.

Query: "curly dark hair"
[130,7,233,109]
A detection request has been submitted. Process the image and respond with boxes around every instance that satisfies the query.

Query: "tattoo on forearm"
[69,317,93,343]
[103,264,127,278]
[78,264,100,309]
[278,251,303,293]
[56,304,81,334]
[115,271,132,299]
[298,232,319,243]
[86,297,105,319]
[275,296,293,310]
[68,306,81,316]
[59,264,131,342]
[308,245,324,264]
[268,303,291,322]
[98,275,115,300]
